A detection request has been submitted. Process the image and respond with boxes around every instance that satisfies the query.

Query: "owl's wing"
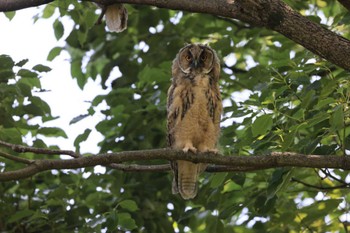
[213,88,223,126]
[167,84,176,147]
[207,80,222,126]
[167,84,180,194]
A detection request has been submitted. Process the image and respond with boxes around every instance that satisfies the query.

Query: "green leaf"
[138,65,169,84]
[330,105,344,130]
[73,129,91,151]
[119,200,139,212]
[17,69,38,78]
[0,54,15,69]
[32,64,52,73]
[0,128,22,144]
[42,4,55,18]
[117,213,137,230]
[210,173,227,189]
[77,30,88,47]
[230,173,246,187]
[70,114,89,125]
[30,96,51,115]
[85,10,98,29]
[179,208,201,222]
[252,114,273,137]
[0,55,15,81]
[8,209,35,223]
[267,168,293,200]
[47,47,63,61]
[53,19,64,40]
[71,59,85,89]
[17,82,32,97]
[15,59,29,67]
[219,204,242,220]
[4,11,16,20]
[37,127,67,138]
[301,199,342,225]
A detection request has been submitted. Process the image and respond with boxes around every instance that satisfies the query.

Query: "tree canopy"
[1,0,350,232]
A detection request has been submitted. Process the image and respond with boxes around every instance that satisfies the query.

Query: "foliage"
[1,0,350,232]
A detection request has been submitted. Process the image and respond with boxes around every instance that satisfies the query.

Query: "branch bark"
[2,147,350,181]
[338,0,350,12]
[0,140,79,158]
[1,0,349,70]
[0,0,53,11]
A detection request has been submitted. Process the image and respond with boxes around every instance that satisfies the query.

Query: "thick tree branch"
[1,145,350,181]
[0,0,53,11]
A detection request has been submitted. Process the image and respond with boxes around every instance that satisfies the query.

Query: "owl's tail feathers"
[105,4,128,32]
[176,160,201,200]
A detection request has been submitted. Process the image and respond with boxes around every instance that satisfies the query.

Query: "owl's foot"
[182,144,197,153]
[198,146,219,154]
[207,148,219,154]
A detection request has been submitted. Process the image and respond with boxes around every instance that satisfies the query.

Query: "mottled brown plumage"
[167,44,222,199]
[96,3,128,32]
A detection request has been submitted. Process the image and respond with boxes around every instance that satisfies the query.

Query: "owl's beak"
[191,59,199,68]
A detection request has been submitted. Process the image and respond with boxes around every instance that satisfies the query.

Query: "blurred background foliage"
[1,0,350,232]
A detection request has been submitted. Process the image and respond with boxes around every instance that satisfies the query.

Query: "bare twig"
[95,4,107,25]
[291,177,349,190]
[0,140,79,158]
[320,168,349,185]
[0,151,33,164]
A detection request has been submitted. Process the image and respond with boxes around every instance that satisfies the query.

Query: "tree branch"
[1,145,350,181]
[0,0,53,11]
[0,151,33,164]
[291,177,349,190]
[338,0,350,12]
[0,140,79,158]
[1,0,350,70]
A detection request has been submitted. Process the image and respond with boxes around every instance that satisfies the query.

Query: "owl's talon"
[183,145,197,153]
[208,148,219,154]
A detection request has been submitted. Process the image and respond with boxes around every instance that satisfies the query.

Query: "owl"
[97,3,128,32]
[167,44,222,199]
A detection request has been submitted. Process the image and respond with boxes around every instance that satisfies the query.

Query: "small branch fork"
[1,140,350,182]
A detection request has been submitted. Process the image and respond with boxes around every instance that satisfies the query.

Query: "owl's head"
[174,44,219,75]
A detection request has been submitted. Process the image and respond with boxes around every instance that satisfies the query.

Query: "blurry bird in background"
[95,3,128,33]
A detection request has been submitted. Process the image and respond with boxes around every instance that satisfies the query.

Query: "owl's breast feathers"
[167,73,222,148]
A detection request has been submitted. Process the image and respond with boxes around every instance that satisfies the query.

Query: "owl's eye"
[185,55,192,61]
[201,54,207,61]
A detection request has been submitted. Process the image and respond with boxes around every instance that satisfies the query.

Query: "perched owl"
[167,44,222,199]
